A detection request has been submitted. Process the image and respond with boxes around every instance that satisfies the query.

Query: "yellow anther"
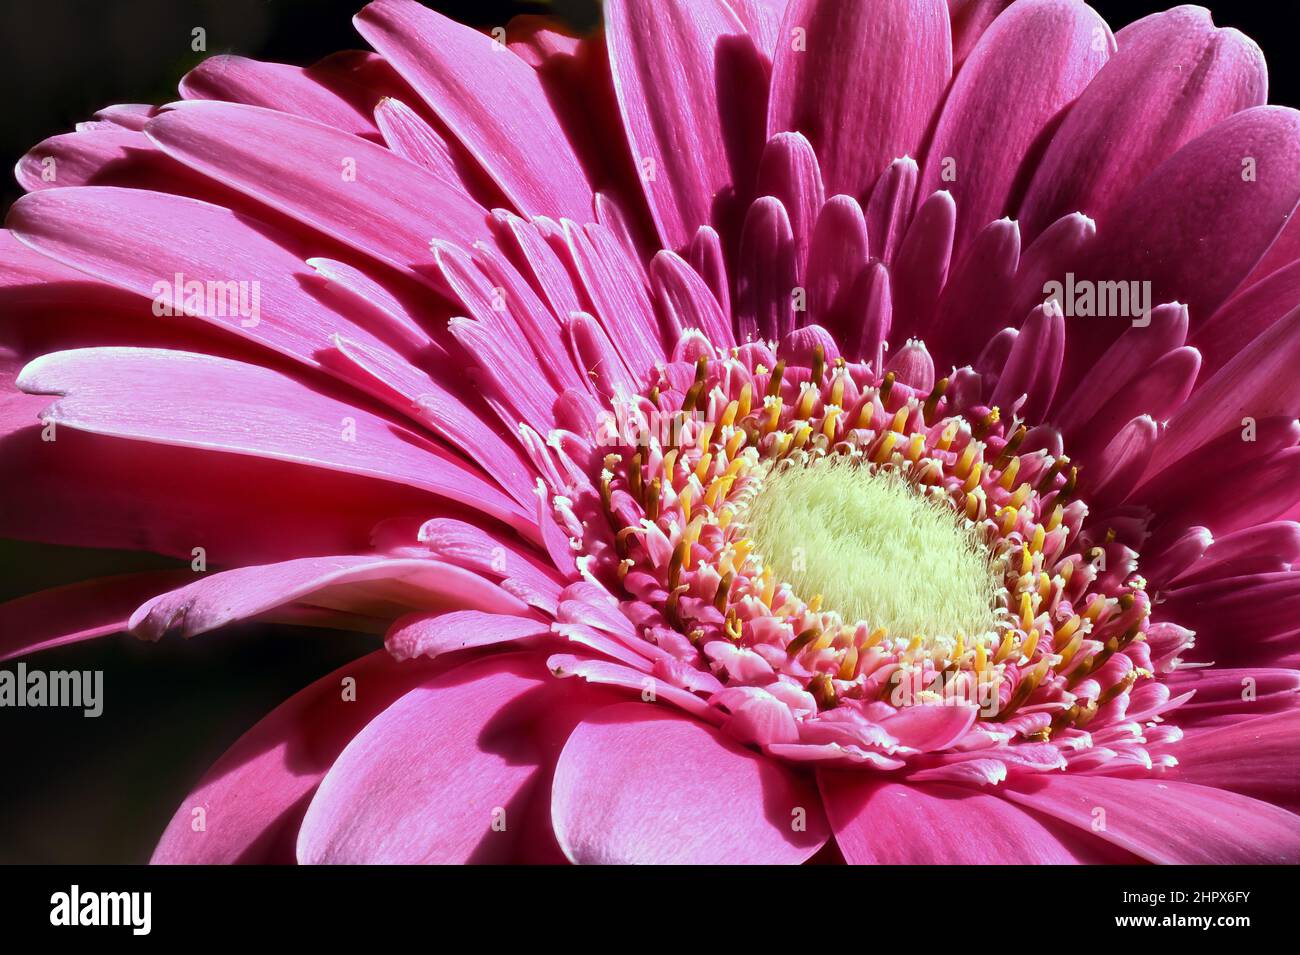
[873,430,898,463]
[807,593,823,613]
[962,461,983,493]
[994,629,1016,663]
[1056,631,1083,668]
[864,627,887,649]
[796,384,816,420]
[1019,592,1034,629]
[1020,544,1033,576]
[725,429,746,458]
[974,639,987,673]
[738,382,753,419]
[1021,627,1040,660]
[693,452,713,482]
[890,407,909,434]
[938,421,959,451]
[955,443,977,478]
[1009,482,1032,509]
[792,422,813,449]
[1055,614,1081,644]
[998,505,1018,535]
[821,407,841,440]
[830,373,845,408]
[763,397,783,435]
[906,432,926,462]
[720,400,739,428]
[1046,504,1062,532]
[661,448,679,482]
[761,567,775,605]
[1030,523,1046,553]
[998,456,1021,489]
[1037,572,1052,601]
[837,644,859,680]
[678,484,694,520]
[697,422,715,451]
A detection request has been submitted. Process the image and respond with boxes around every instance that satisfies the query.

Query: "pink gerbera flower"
[4,0,1300,864]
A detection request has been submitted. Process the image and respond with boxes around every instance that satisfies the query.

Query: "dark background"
[0,0,1296,863]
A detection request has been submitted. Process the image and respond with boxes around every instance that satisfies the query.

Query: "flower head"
[4,0,1300,864]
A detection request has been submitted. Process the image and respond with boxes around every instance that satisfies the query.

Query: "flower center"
[739,456,999,643]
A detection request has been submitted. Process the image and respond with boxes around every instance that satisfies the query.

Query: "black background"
[0,0,1296,863]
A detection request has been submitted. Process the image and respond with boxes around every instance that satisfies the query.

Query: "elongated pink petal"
[768,0,951,202]
[1007,773,1300,864]
[298,652,621,863]
[354,0,595,223]
[604,0,752,251]
[179,55,384,139]
[1170,711,1300,813]
[1193,260,1300,378]
[130,554,527,639]
[0,571,192,662]
[551,701,827,863]
[145,100,493,276]
[18,347,532,533]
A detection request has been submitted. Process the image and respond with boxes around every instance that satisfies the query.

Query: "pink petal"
[768,0,951,202]
[1143,303,1300,481]
[386,609,549,661]
[1002,773,1300,864]
[354,0,594,222]
[650,250,736,348]
[1019,6,1267,239]
[0,571,191,662]
[1193,260,1300,378]
[818,776,1131,864]
[131,555,527,639]
[551,701,827,863]
[919,0,1112,254]
[18,347,533,534]
[153,650,446,863]
[298,652,621,863]
[179,54,383,139]
[1171,711,1300,812]
[736,196,797,341]
[145,100,493,276]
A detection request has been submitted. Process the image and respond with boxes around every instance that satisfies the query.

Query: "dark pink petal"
[890,189,956,341]
[756,132,825,280]
[298,652,622,863]
[604,0,751,250]
[768,0,951,201]
[819,776,1129,864]
[989,303,1064,421]
[153,650,449,863]
[551,701,827,863]
[947,0,1012,67]
[1087,415,1156,505]
[1193,261,1300,378]
[1084,106,1300,345]
[1003,773,1300,864]
[736,196,797,341]
[919,0,1111,254]
[18,347,533,534]
[0,571,192,662]
[1171,711,1300,812]
[1144,303,1300,480]
[1019,6,1267,239]
[1158,572,1300,666]
[929,216,1020,365]
[864,156,918,264]
[1172,521,1300,586]
[1167,669,1300,728]
[354,0,594,222]
[806,194,869,337]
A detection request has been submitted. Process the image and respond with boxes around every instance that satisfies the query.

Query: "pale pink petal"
[385,609,550,661]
